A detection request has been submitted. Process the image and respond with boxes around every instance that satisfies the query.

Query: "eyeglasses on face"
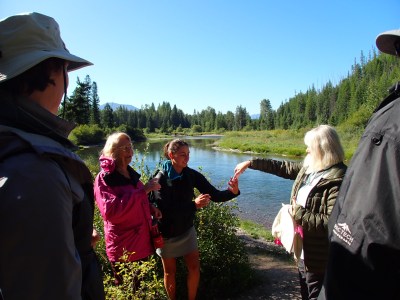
[118,145,134,152]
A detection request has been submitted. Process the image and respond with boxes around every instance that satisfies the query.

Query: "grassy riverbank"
[143,127,361,161]
[240,219,274,241]
[216,127,362,162]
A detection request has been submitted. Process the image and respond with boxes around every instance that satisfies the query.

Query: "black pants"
[81,250,106,300]
[298,259,324,300]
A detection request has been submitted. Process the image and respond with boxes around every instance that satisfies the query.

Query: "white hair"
[101,132,131,160]
[303,125,344,172]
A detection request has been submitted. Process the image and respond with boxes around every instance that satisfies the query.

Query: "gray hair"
[303,125,344,171]
[101,132,131,160]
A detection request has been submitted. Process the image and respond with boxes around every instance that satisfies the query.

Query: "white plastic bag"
[272,204,296,253]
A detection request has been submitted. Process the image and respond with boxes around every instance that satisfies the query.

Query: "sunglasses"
[118,145,134,152]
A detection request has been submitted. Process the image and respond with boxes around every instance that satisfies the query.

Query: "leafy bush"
[195,201,255,299]
[69,124,104,145]
[70,125,147,147]
[102,254,166,300]
[112,125,147,142]
[216,127,226,134]
[191,124,202,133]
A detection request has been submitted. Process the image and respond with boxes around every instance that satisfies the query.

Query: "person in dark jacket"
[0,12,104,300]
[150,138,240,300]
[318,29,400,300]
[234,125,347,300]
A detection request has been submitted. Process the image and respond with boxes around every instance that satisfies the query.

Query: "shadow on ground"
[225,230,302,300]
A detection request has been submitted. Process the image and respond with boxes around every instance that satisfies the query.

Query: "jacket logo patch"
[333,222,354,246]
[0,176,8,188]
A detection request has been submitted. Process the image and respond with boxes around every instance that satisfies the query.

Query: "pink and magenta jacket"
[94,156,154,262]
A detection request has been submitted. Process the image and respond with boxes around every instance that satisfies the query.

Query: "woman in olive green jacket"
[234,125,347,300]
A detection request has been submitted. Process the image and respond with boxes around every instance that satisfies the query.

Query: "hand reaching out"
[228,176,239,194]
[233,160,251,179]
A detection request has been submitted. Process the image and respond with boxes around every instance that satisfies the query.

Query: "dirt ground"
[227,229,301,300]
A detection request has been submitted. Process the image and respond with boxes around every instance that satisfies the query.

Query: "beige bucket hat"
[376,29,400,56]
[0,12,92,82]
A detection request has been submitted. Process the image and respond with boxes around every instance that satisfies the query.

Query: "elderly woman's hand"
[144,177,161,194]
[91,228,101,248]
[233,160,251,179]
[151,205,162,220]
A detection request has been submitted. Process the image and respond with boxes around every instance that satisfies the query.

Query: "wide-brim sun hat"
[376,29,400,56]
[0,12,93,82]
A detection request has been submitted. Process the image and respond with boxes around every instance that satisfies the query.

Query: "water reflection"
[78,136,300,230]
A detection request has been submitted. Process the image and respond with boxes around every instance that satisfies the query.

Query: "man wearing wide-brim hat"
[0,12,104,300]
[318,29,400,300]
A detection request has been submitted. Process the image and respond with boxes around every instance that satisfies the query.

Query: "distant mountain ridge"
[100,102,138,111]
[251,114,260,119]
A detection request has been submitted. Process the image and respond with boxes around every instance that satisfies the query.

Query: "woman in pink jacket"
[94,132,162,286]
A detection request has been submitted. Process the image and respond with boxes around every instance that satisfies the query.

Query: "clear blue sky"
[2,1,400,115]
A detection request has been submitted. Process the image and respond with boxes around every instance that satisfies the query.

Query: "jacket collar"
[0,89,77,149]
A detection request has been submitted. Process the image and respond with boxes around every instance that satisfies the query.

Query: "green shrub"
[102,253,166,300]
[191,124,202,133]
[113,125,147,142]
[195,201,255,299]
[71,125,147,147]
[69,124,104,145]
[216,127,226,134]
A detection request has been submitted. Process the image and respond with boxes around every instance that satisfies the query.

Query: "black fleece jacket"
[150,166,239,238]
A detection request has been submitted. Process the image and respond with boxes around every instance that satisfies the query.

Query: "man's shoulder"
[365,96,400,139]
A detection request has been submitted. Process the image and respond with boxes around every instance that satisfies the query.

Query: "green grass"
[239,219,274,242]
[145,127,361,162]
[218,129,310,157]
[217,128,361,162]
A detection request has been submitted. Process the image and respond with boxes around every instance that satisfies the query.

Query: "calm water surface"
[79,136,300,230]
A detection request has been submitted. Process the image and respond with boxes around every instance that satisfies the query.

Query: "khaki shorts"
[156,226,198,258]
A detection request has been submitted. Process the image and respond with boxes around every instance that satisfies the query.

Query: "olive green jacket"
[250,158,347,273]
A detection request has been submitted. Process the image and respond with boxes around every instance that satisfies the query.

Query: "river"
[78,136,300,230]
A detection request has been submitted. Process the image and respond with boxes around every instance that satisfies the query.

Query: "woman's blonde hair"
[101,132,131,160]
[303,125,344,172]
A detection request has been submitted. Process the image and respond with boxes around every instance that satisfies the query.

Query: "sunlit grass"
[239,219,274,242]
[217,128,359,163]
